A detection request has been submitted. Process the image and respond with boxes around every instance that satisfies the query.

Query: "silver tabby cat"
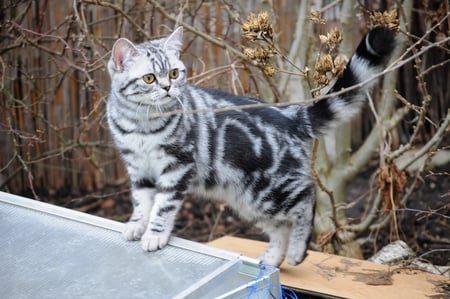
[107,26,395,267]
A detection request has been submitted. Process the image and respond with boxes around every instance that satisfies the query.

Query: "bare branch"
[399,110,450,171]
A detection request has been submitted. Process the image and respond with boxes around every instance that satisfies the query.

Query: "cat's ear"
[164,27,183,56]
[111,38,139,71]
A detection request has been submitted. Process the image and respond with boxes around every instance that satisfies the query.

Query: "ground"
[53,166,449,267]
[345,165,449,266]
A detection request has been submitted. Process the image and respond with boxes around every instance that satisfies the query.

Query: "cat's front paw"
[262,252,285,268]
[122,221,146,241]
[141,232,170,251]
[287,246,307,266]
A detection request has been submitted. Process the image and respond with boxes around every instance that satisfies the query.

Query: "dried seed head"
[310,10,325,24]
[329,27,343,44]
[319,28,343,52]
[319,34,329,45]
[241,12,278,77]
[333,55,347,77]
[315,54,334,73]
[241,14,259,41]
[263,65,276,77]
[258,12,270,30]
[313,72,329,86]
[370,10,400,31]
[243,47,256,60]
[312,20,347,91]
[242,11,274,41]
[257,12,273,40]
[314,54,333,89]
[314,53,348,90]
[255,47,269,60]
[244,47,273,61]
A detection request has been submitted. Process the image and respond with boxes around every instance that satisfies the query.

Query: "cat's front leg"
[257,221,291,267]
[140,191,183,251]
[123,187,156,241]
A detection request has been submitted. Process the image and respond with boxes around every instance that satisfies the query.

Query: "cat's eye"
[169,69,179,79]
[143,73,156,84]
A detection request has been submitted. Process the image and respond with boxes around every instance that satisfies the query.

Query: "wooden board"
[208,236,449,299]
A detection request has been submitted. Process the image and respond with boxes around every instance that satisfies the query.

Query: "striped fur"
[107,27,395,267]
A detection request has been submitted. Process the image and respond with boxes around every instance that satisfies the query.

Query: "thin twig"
[400,110,450,171]
[82,0,151,39]
[311,140,338,227]
[395,207,450,220]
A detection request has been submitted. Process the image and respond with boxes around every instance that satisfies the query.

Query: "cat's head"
[108,27,186,108]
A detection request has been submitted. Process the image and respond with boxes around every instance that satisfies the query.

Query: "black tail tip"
[367,27,397,57]
[355,26,396,65]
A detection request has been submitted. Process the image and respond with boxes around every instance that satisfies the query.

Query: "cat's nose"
[162,85,170,92]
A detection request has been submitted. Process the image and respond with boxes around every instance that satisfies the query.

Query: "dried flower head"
[315,54,334,73]
[313,25,347,92]
[333,55,347,77]
[319,34,328,45]
[263,65,276,77]
[310,10,325,24]
[319,27,343,52]
[243,46,274,62]
[242,12,278,77]
[313,53,348,92]
[243,46,277,76]
[329,28,343,44]
[241,14,259,33]
[243,47,256,60]
[313,72,329,86]
[242,12,274,41]
[257,11,272,35]
[370,10,400,31]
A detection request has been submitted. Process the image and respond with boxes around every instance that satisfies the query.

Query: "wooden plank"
[208,236,449,299]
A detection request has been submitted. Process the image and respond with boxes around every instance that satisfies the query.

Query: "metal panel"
[0,192,280,298]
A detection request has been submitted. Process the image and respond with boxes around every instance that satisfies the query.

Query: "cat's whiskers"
[156,102,163,115]
[154,96,164,116]
[145,100,153,120]
[175,95,186,112]
[136,100,145,119]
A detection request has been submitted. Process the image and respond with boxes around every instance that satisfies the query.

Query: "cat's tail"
[306,27,396,136]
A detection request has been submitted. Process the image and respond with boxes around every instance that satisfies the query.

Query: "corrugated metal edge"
[0,191,124,232]
[218,264,281,299]
[173,258,242,299]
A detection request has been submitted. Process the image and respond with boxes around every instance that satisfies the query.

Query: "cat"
[106,26,395,267]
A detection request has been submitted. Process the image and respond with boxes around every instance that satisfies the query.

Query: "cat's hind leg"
[286,198,315,266]
[257,221,291,267]
[123,187,156,241]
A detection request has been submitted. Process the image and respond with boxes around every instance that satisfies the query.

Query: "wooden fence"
[0,0,301,195]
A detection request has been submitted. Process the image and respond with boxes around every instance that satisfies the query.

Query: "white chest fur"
[116,130,176,182]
